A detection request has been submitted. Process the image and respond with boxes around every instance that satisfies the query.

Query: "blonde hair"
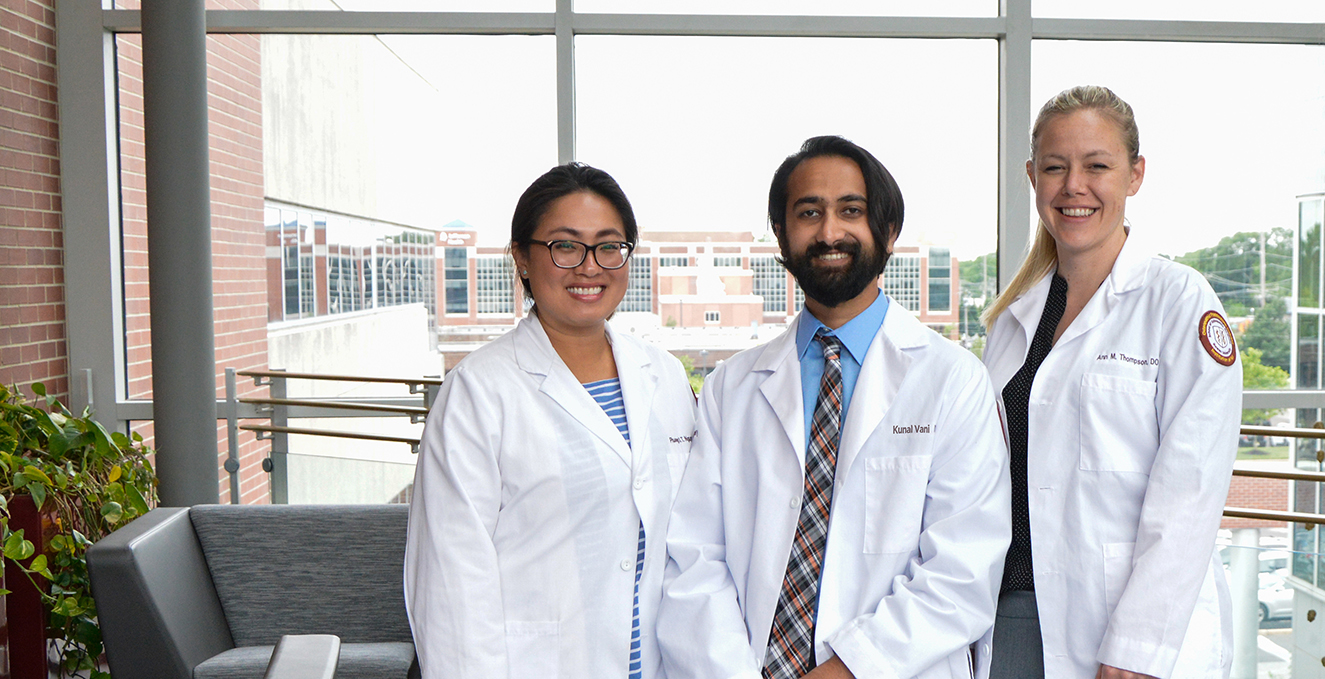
[982,85,1140,327]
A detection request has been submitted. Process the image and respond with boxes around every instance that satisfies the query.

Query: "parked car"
[1219,547,1292,625]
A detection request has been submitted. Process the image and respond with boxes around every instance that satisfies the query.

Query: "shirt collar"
[795,291,889,364]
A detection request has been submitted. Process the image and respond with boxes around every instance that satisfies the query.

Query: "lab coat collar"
[1057,230,1148,347]
[512,314,635,469]
[1006,273,1055,353]
[754,316,807,462]
[1002,230,1151,349]
[755,298,920,472]
[607,322,659,475]
[836,300,917,478]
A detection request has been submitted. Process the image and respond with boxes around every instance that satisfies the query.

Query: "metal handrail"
[1228,423,1325,527]
[1224,507,1325,526]
[1240,424,1325,440]
[238,369,442,387]
[1231,466,1325,483]
[241,424,421,454]
[240,396,429,419]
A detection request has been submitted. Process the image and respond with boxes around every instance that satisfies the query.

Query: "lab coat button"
[789,497,800,509]
[634,478,645,489]
[620,558,633,571]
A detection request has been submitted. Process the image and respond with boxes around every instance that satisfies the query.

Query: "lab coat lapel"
[836,302,916,478]
[756,316,806,465]
[1006,273,1053,353]
[513,315,633,469]
[608,324,658,473]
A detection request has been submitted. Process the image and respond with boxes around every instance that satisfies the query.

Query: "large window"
[443,247,468,314]
[927,247,951,313]
[476,256,515,314]
[621,255,654,313]
[752,256,787,314]
[883,253,921,313]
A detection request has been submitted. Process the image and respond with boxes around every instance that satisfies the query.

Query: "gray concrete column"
[1229,528,1260,679]
[141,0,219,506]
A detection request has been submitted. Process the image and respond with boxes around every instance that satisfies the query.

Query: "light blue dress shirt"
[794,292,890,450]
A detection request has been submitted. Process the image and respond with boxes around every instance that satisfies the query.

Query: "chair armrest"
[87,507,235,679]
[264,634,341,679]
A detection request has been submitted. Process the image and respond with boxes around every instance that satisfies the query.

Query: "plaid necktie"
[763,333,844,679]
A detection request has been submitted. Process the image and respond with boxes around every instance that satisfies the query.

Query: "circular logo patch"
[1199,310,1236,366]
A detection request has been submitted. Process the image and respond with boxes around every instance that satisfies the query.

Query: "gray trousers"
[988,590,1045,679]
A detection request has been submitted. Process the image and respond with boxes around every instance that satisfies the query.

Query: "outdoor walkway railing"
[224,368,440,503]
[1230,425,1325,526]
[226,367,1325,528]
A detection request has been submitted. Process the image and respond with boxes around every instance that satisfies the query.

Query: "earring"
[521,269,528,276]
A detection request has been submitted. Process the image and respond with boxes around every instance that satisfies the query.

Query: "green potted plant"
[0,382,158,678]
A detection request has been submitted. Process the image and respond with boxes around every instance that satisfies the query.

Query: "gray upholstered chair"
[87,504,417,679]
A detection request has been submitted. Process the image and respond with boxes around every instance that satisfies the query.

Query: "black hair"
[766,135,904,249]
[510,163,638,301]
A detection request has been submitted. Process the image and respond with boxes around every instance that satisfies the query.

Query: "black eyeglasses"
[526,239,635,270]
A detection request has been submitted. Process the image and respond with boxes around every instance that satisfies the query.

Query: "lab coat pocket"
[863,455,932,554]
[505,620,560,679]
[1079,373,1159,473]
[1102,541,1135,613]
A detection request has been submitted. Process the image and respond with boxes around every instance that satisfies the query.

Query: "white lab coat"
[659,300,1010,679]
[981,234,1241,679]
[404,314,697,679]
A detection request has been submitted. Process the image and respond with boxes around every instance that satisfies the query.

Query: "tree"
[1171,228,1293,315]
[1242,346,1289,426]
[958,252,997,336]
[1241,296,1290,372]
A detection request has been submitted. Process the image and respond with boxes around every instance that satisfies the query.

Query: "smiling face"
[778,155,894,313]
[1028,108,1145,262]
[512,191,630,337]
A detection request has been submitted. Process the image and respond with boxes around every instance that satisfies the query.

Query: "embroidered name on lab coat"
[1094,352,1158,366]
[892,424,933,434]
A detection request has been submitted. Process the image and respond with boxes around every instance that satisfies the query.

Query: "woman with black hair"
[404,163,696,679]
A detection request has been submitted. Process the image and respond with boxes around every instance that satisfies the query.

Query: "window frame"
[55,0,1325,426]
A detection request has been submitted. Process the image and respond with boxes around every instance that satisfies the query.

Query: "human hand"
[801,656,854,679]
[1096,664,1157,679]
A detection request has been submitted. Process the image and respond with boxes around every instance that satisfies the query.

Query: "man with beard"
[658,136,1011,679]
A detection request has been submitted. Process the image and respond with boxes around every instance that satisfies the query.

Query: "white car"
[1219,547,1292,624]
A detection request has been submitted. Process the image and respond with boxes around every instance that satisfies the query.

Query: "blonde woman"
[981,86,1241,679]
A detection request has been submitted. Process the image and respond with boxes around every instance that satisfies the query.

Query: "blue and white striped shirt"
[583,377,645,679]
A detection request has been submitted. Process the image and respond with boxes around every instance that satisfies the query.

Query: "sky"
[321,1,1325,261]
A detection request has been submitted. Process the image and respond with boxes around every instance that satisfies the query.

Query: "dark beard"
[781,238,888,308]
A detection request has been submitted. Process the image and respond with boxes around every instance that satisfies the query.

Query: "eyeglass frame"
[521,239,636,270]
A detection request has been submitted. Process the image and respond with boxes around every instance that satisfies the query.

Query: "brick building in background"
[1,0,272,504]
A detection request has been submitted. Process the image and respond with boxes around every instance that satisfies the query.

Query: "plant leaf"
[29,554,46,572]
[3,531,34,562]
[100,501,123,524]
[22,465,51,486]
[31,383,45,397]
[126,482,150,516]
[29,484,46,512]
[2,530,24,559]
[107,465,122,482]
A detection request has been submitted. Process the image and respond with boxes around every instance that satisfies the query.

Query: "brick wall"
[116,0,271,503]
[1222,474,1289,530]
[0,0,65,401]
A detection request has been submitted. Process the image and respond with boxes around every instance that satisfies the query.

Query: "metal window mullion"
[58,0,127,426]
[1033,18,1325,45]
[571,14,1003,38]
[997,0,1032,292]
[556,0,575,164]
